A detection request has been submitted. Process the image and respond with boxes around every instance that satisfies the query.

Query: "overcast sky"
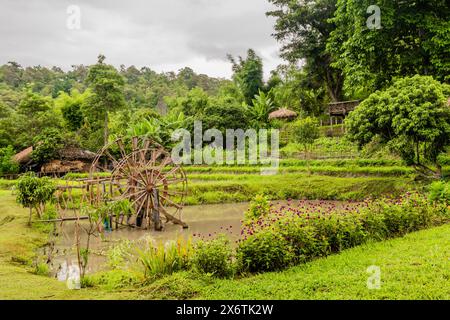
[0,0,284,79]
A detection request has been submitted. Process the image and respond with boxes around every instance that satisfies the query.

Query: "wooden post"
[152,188,162,231]
[342,112,346,134]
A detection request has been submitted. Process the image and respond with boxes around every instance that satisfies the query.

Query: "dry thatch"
[13,146,33,165]
[59,147,96,161]
[269,108,298,120]
[13,146,95,169]
[41,160,90,173]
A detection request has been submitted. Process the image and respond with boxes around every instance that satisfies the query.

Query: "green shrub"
[0,146,19,175]
[359,208,389,240]
[376,194,434,236]
[437,154,450,166]
[237,230,295,273]
[277,222,324,263]
[244,194,270,223]
[292,117,320,152]
[42,205,58,220]
[308,212,367,253]
[192,235,233,278]
[107,240,134,269]
[238,192,449,274]
[15,172,56,222]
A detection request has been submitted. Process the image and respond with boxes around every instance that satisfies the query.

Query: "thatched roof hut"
[269,108,298,120]
[59,147,96,161]
[39,147,97,174]
[13,146,96,173]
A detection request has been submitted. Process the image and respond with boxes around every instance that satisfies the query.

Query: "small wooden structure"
[269,108,298,120]
[327,100,360,128]
[328,100,359,117]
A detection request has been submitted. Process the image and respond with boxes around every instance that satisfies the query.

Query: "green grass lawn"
[141,224,450,300]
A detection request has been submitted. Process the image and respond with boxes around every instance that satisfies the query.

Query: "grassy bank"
[183,165,420,177]
[0,191,132,299]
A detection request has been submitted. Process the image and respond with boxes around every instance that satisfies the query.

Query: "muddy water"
[50,202,248,277]
[49,200,358,277]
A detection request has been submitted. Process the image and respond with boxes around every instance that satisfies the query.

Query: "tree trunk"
[436,163,443,179]
[104,112,109,147]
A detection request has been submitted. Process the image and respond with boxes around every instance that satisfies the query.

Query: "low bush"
[374,195,434,236]
[15,172,56,222]
[244,194,270,223]
[237,230,295,273]
[107,240,134,269]
[192,235,233,278]
[438,154,450,166]
[237,192,449,273]
[428,181,450,204]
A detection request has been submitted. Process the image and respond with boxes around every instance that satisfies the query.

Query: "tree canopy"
[346,75,450,177]
[328,0,450,96]
[267,0,343,101]
[228,49,264,105]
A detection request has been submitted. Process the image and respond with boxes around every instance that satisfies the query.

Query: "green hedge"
[237,193,449,273]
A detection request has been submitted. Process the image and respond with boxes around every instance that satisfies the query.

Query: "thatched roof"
[13,146,33,165]
[59,147,96,161]
[41,160,89,173]
[269,108,298,120]
[13,146,96,165]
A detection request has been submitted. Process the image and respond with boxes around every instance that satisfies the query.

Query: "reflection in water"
[56,261,81,289]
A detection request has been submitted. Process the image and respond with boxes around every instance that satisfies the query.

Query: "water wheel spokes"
[90,136,188,230]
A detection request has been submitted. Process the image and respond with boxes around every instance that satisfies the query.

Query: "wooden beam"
[33,216,89,223]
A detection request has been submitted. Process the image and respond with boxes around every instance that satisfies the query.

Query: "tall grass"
[137,237,193,279]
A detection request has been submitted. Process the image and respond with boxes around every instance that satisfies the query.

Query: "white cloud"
[0,0,283,79]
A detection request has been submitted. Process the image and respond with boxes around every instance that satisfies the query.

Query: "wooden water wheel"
[88,136,188,230]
